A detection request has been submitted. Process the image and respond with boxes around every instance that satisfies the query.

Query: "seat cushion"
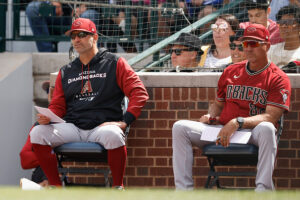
[202,143,258,166]
[54,142,107,162]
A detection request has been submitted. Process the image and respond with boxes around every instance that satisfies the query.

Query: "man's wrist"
[236,117,244,130]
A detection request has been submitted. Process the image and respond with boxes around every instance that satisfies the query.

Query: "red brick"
[177,111,189,119]
[138,110,149,119]
[127,139,153,147]
[150,167,173,176]
[236,178,249,187]
[146,87,153,100]
[132,120,154,128]
[291,159,300,168]
[195,177,207,188]
[127,177,153,186]
[150,111,176,119]
[199,88,207,100]
[168,177,175,187]
[182,88,189,100]
[125,167,136,176]
[285,112,298,120]
[156,158,168,166]
[156,102,169,110]
[276,179,289,188]
[291,179,300,188]
[135,129,148,138]
[173,88,180,100]
[193,167,209,176]
[274,169,296,178]
[291,141,300,148]
[291,121,300,129]
[144,102,155,109]
[195,158,208,166]
[190,88,198,101]
[278,150,296,158]
[127,148,133,156]
[88,177,106,185]
[134,148,146,157]
[128,158,154,166]
[281,131,298,139]
[276,158,290,168]
[137,167,148,176]
[155,120,168,128]
[291,102,300,110]
[164,88,171,100]
[190,111,206,119]
[155,139,167,147]
[208,88,216,100]
[155,177,167,186]
[75,177,87,184]
[148,148,172,156]
[150,130,172,138]
[219,178,234,187]
[154,88,162,100]
[170,102,195,110]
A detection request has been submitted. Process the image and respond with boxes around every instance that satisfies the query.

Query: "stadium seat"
[202,115,284,189]
[53,97,130,187]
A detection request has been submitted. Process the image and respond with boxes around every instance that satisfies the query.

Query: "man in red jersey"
[20,18,149,189]
[240,0,283,45]
[172,23,291,191]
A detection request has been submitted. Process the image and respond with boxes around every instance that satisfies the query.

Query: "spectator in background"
[200,14,239,69]
[269,0,289,21]
[26,1,72,52]
[169,32,204,71]
[229,28,246,64]
[268,5,300,68]
[240,0,284,45]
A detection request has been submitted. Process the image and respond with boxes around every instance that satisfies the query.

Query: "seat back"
[202,115,284,188]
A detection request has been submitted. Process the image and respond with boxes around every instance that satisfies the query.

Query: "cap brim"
[65,29,95,36]
[239,36,266,41]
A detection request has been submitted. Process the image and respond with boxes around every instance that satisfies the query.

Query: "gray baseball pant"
[172,120,277,191]
[30,123,126,149]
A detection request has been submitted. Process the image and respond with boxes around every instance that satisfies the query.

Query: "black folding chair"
[202,115,284,189]
[54,97,130,187]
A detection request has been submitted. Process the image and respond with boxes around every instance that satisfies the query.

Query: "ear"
[93,34,98,43]
[266,42,271,51]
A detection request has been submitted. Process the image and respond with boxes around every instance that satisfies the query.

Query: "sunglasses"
[278,19,296,26]
[242,40,266,48]
[211,23,228,32]
[169,48,195,56]
[70,32,93,40]
[229,43,243,51]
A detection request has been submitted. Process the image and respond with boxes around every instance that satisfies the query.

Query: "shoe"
[114,186,125,191]
[31,166,48,184]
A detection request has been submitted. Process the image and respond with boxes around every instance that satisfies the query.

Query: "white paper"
[34,106,65,123]
[20,178,43,190]
[200,125,251,144]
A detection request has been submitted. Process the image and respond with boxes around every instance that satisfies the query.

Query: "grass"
[0,187,300,200]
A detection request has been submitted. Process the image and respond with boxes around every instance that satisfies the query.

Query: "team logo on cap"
[74,20,82,27]
[247,26,256,33]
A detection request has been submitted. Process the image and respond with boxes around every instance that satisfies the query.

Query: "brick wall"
[61,73,300,189]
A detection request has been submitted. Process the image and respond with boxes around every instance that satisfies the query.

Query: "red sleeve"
[217,70,227,102]
[116,57,149,121]
[48,70,67,118]
[267,73,291,111]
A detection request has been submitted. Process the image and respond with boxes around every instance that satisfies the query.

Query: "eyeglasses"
[242,40,266,48]
[169,48,195,56]
[278,19,296,26]
[211,23,228,32]
[229,43,243,51]
[70,32,93,40]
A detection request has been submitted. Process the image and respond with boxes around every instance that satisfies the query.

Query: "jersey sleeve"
[48,70,67,118]
[217,70,227,102]
[267,73,291,111]
[116,57,149,125]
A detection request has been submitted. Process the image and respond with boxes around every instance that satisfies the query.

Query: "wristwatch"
[236,117,244,130]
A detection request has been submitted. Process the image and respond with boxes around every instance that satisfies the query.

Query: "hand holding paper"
[34,106,65,123]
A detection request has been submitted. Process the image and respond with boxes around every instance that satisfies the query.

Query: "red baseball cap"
[240,24,270,42]
[65,18,97,36]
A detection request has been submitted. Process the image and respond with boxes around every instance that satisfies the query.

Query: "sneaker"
[31,166,48,184]
[20,178,43,190]
[114,186,125,191]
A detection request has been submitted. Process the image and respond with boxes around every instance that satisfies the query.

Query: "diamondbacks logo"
[247,27,256,33]
[81,81,93,94]
[280,89,289,104]
[74,20,82,27]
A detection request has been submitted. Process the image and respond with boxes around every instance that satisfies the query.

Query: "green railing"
[128,0,245,68]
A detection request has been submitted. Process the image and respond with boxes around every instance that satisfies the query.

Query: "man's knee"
[30,125,48,145]
[99,126,125,149]
[172,120,190,138]
[255,122,276,140]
